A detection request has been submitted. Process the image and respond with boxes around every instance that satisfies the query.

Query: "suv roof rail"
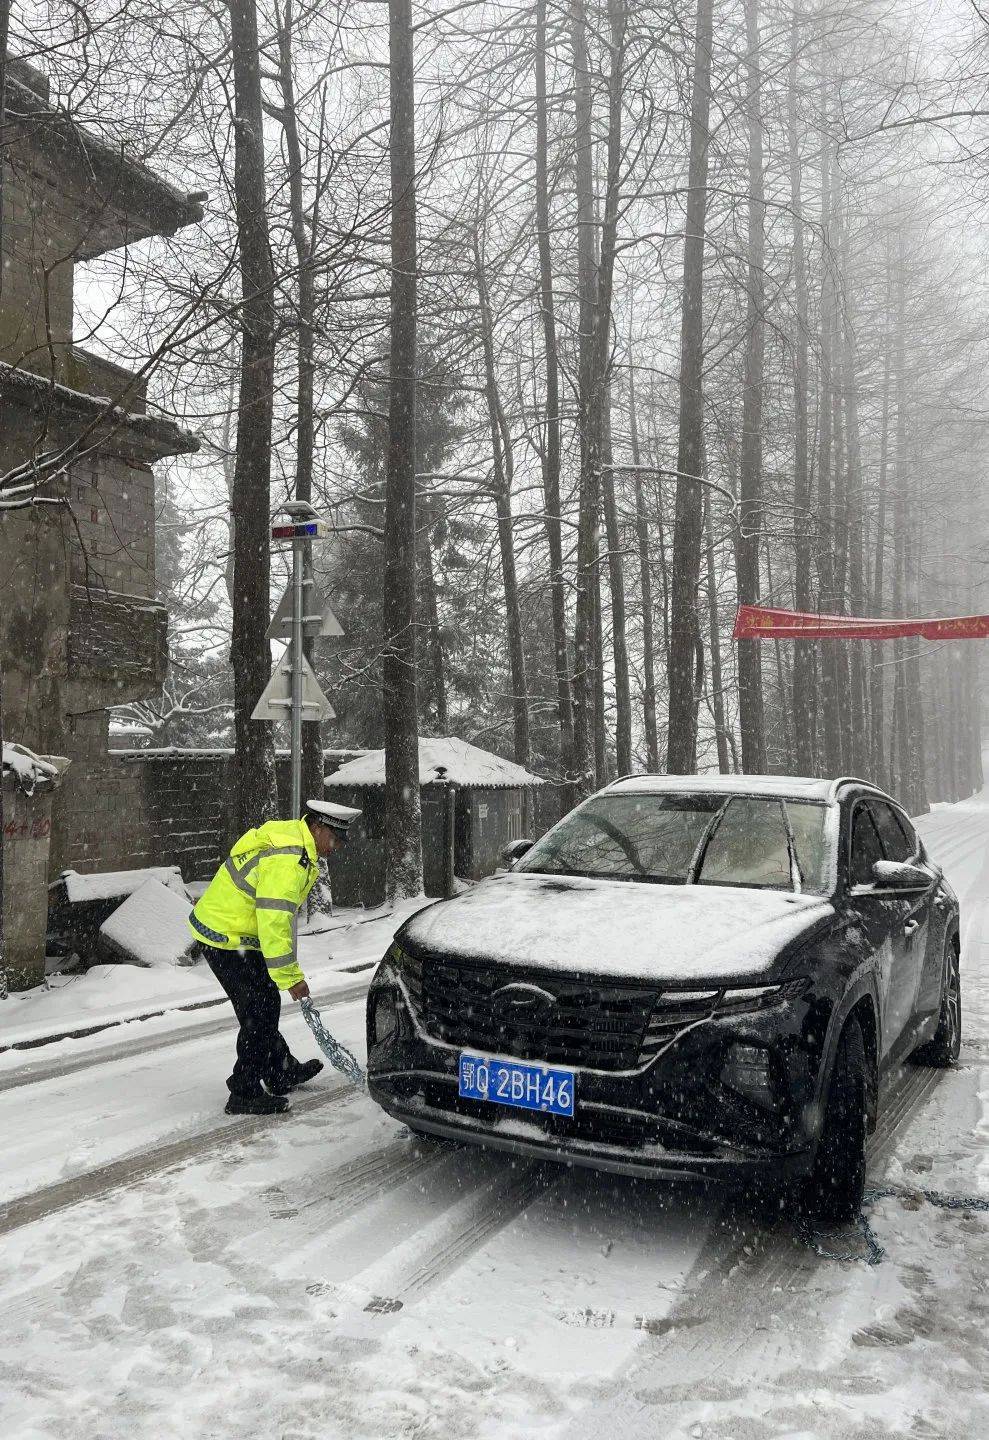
[827,775,884,802]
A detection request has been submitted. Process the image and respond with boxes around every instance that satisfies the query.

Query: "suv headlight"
[657,979,804,1015]
[379,940,423,1008]
[707,978,806,1017]
[370,989,399,1044]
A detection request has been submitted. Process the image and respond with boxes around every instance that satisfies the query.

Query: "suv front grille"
[401,953,658,1072]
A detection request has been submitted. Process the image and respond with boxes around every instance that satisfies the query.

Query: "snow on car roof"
[606,773,846,801]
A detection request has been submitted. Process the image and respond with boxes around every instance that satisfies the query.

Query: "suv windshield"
[516,792,832,894]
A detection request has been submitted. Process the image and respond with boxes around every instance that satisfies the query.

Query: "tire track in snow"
[0,980,370,1093]
[260,1133,453,1232]
[562,1063,951,1440]
[563,803,989,1438]
[304,1159,558,1319]
[0,1082,356,1236]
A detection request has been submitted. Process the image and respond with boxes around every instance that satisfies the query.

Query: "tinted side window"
[849,804,884,886]
[869,801,915,862]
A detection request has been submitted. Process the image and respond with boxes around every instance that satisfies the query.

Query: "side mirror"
[872,859,932,892]
[501,838,534,867]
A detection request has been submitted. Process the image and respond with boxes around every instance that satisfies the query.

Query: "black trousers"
[201,944,299,1098]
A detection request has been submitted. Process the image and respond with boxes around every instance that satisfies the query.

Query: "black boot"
[268,1057,324,1095]
[291,1058,324,1087]
[225,1092,290,1116]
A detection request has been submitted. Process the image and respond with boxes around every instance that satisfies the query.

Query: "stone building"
[0,59,203,987]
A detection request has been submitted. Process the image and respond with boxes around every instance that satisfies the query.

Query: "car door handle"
[904,918,920,938]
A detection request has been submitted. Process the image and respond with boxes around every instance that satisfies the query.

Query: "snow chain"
[300,998,367,1091]
[797,1183,989,1266]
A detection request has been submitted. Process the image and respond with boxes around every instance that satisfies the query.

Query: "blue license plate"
[458,1053,575,1117]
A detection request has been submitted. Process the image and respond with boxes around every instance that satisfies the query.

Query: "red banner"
[733,604,989,642]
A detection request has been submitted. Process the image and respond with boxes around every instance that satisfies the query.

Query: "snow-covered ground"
[1,900,424,1049]
[1,798,987,1439]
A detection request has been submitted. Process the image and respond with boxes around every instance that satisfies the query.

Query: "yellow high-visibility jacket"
[188,818,318,991]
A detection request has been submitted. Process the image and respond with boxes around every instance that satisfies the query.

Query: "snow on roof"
[2,743,60,793]
[607,773,837,801]
[325,737,544,789]
[62,866,188,904]
[0,363,200,459]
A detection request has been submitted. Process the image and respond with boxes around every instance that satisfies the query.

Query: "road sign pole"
[290,534,305,815]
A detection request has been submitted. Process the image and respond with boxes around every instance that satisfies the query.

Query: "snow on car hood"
[399,872,834,982]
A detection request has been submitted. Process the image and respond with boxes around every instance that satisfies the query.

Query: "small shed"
[323,737,544,906]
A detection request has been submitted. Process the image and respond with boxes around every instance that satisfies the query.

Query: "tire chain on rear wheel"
[300,998,367,1091]
[796,1183,989,1266]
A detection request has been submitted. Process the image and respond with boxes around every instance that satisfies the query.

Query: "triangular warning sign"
[266,580,344,641]
[251,648,336,722]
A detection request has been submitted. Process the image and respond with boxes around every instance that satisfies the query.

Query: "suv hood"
[399,872,834,983]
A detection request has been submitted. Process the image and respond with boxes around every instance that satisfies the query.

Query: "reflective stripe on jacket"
[188,818,318,991]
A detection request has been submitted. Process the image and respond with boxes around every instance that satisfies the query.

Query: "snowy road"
[2,797,988,1439]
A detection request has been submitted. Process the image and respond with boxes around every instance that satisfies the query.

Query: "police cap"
[304,799,362,835]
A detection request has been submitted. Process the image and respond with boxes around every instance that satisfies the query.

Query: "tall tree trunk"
[764,537,793,767]
[965,489,984,796]
[475,235,530,767]
[830,202,853,769]
[601,449,631,776]
[568,0,598,791]
[870,270,892,788]
[275,0,324,807]
[228,0,278,834]
[890,237,927,818]
[417,522,447,731]
[596,0,631,777]
[534,0,575,780]
[905,506,928,814]
[839,248,868,777]
[891,250,909,806]
[704,490,731,773]
[736,0,766,773]
[384,0,423,898]
[667,0,715,773]
[787,3,814,774]
[593,550,608,784]
[630,364,659,770]
[815,108,841,776]
[0,0,11,996]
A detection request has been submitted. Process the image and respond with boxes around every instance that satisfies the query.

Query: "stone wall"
[69,452,156,599]
[55,742,227,880]
[0,148,74,373]
[3,770,57,990]
[51,747,567,894]
[53,748,365,882]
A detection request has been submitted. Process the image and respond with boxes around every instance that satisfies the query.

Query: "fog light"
[372,990,399,1044]
[722,1043,774,1105]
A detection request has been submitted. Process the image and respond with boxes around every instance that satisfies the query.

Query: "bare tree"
[227,0,278,834]
[383,0,423,899]
[667,0,715,773]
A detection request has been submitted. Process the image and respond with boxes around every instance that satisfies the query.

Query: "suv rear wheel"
[804,1017,868,1225]
[912,941,961,1067]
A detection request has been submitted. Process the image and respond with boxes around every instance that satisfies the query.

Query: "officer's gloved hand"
[289,980,311,1002]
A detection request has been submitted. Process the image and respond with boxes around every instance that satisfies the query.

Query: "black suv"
[366,776,961,1220]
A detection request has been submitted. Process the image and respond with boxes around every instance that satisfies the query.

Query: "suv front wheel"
[804,1017,868,1225]
[912,940,961,1067]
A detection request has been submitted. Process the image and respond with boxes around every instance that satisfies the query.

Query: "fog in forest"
[6,0,989,849]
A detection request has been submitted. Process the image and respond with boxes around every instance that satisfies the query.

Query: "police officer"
[189,798,361,1115]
